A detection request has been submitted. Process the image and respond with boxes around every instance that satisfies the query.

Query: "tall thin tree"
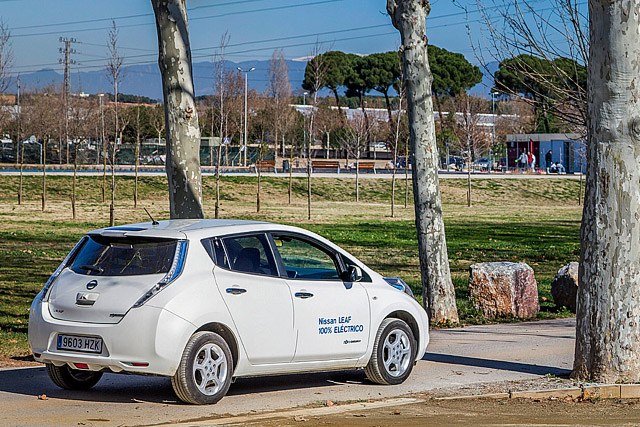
[214,31,230,219]
[152,0,205,219]
[106,21,123,226]
[573,0,640,383]
[388,0,459,324]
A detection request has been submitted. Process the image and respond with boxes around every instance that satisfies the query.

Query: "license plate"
[57,334,103,354]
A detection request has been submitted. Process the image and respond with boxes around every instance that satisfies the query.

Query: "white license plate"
[57,334,103,354]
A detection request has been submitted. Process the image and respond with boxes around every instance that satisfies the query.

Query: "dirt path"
[251,397,640,427]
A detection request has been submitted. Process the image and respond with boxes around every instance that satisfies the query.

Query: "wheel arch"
[384,310,420,345]
[195,322,240,370]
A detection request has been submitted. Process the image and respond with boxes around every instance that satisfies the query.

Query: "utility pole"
[59,37,77,165]
[237,67,255,166]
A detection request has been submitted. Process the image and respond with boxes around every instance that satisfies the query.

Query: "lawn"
[0,174,582,361]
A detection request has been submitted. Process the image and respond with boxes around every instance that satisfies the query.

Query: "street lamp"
[237,66,255,166]
[303,91,308,106]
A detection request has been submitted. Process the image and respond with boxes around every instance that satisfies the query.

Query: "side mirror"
[344,265,363,282]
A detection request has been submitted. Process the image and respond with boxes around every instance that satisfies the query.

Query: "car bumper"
[28,297,194,377]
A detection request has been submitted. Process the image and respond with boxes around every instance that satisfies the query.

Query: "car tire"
[171,331,233,405]
[364,318,417,385]
[46,363,103,390]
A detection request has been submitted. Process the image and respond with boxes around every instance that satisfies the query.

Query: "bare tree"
[268,49,293,164]
[391,82,406,217]
[573,1,640,383]
[388,0,459,325]
[303,42,328,220]
[451,94,492,207]
[0,20,12,95]
[134,105,141,208]
[339,113,376,202]
[214,32,230,219]
[152,0,204,219]
[106,21,123,226]
[475,0,587,133]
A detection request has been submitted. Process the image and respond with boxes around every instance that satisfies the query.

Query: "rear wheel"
[46,363,103,390]
[365,318,416,385]
[171,331,233,405]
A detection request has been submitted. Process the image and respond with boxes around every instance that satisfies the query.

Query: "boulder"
[551,262,579,312]
[468,262,539,319]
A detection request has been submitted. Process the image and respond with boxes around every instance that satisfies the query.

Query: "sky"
[0,0,492,76]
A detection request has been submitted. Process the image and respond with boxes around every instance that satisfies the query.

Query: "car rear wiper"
[79,265,104,274]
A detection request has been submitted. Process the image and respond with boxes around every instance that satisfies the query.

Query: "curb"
[436,384,640,401]
[172,397,424,426]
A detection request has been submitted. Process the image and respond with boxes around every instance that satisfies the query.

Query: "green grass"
[0,175,582,360]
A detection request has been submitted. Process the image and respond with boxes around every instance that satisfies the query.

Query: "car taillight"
[132,240,188,308]
[41,237,87,302]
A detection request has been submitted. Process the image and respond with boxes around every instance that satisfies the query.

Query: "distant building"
[506,133,585,173]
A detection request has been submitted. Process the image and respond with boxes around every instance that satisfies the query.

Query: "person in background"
[530,153,536,171]
[555,162,566,174]
[545,150,553,172]
[518,151,528,172]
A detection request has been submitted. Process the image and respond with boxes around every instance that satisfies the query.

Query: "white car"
[28,220,429,404]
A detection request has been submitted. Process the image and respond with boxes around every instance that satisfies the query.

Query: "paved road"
[0,319,575,426]
[0,169,582,179]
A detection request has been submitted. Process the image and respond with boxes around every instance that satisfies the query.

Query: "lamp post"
[303,91,308,106]
[237,66,255,166]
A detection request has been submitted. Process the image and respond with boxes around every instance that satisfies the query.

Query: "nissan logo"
[86,280,98,290]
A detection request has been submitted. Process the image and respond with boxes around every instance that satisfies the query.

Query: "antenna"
[144,208,159,226]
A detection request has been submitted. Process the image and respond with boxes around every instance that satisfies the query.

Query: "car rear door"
[208,233,296,365]
[269,233,370,363]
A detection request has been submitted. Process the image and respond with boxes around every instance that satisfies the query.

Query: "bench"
[254,160,277,174]
[311,160,341,174]
[357,161,376,173]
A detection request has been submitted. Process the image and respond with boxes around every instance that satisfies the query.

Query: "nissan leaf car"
[28,220,429,404]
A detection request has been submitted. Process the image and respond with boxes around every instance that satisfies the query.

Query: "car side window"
[221,234,278,277]
[201,238,230,269]
[272,235,340,280]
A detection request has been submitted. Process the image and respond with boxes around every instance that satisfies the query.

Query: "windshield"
[69,235,178,276]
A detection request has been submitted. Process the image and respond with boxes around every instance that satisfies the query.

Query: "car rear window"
[69,235,178,276]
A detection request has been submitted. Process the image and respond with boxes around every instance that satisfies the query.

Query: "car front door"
[270,233,370,363]
[209,233,296,365]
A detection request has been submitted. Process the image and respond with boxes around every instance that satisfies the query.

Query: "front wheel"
[171,331,233,405]
[364,318,417,385]
[46,363,103,390]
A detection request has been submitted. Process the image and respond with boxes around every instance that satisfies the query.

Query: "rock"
[551,262,579,312]
[468,262,539,319]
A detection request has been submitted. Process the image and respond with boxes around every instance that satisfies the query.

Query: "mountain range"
[7,59,497,101]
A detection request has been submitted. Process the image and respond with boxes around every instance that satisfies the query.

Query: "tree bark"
[573,0,640,383]
[152,0,204,219]
[388,0,459,325]
[134,106,140,208]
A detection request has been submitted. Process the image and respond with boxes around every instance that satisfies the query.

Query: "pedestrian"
[530,153,536,172]
[545,150,553,171]
[518,151,528,172]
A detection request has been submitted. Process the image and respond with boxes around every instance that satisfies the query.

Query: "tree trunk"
[18,142,24,205]
[41,138,47,211]
[355,146,360,202]
[72,144,77,220]
[288,141,293,205]
[404,139,409,208]
[134,106,140,208]
[573,1,640,383]
[388,0,459,325]
[152,0,204,219]
[215,141,222,218]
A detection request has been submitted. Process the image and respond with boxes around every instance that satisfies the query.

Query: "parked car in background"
[29,220,429,404]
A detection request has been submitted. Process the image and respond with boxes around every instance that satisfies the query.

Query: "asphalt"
[0,318,575,427]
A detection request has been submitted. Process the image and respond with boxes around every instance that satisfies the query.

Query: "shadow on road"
[423,353,571,377]
[0,366,367,404]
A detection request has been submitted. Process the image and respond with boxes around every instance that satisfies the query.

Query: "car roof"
[89,219,307,240]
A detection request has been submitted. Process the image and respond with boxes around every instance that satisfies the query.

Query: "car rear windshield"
[69,235,178,276]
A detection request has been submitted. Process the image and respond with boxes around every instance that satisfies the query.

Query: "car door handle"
[226,288,247,295]
[294,292,314,299]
